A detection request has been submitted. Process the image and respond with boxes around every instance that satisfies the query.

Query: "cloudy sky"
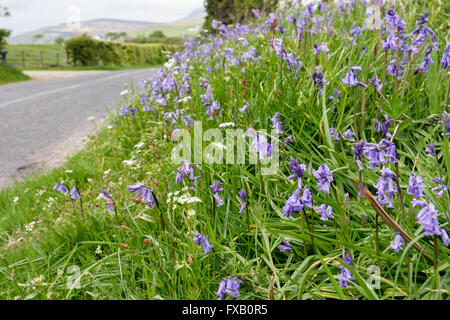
[2,0,204,36]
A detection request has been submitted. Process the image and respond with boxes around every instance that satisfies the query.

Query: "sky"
[1,0,204,36]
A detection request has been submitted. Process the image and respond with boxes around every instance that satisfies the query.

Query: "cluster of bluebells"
[103,1,450,298]
[216,276,243,300]
[54,183,81,200]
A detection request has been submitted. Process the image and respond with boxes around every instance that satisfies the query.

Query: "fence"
[4,49,70,67]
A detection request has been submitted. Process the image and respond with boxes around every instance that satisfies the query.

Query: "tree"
[54,36,65,46]
[149,30,165,38]
[0,6,11,52]
[203,0,278,31]
[106,32,127,42]
[32,33,44,44]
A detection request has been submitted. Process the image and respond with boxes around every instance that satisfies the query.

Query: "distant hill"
[8,8,205,44]
[135,8,206,38]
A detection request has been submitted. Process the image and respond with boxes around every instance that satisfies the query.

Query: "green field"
[136,19,203,38]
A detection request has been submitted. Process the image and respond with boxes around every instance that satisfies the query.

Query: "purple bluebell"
[127,183,155,208]
[176,162,194,184]
[342,66,366,88]
[330,127,341,142]
[316,204,333,221]
[414,54,434,74]
[312,66,326,94]
[54,183,69,194]
[407,174,424,199]
[441,229,450,247]
[211,180,224,206]
[193,231,213,254]
[352,140,365,171]
[426,142,435,156]
[387,59,405,79]
[102,189,114,212]
[338,254,355,288]
[119,105,131,117]
[313,163,334,194]
[238,189,247,214]
[287,158,307,188]
[390,233,404,252]
[277,240,293,252]
[343,129,355,140]
[374,167,397,208]
[239,102,249,114]
[211,19,218,30]
[216,276,243,300]
[444,112,450,137]
[431,177,449,198]
[283,188,309,217]
[70,186,81,200]
[441,43,450,69]
[416,201,440,236]
[271,112,283,134]
[371,73,383,92]
[378,139,397,163]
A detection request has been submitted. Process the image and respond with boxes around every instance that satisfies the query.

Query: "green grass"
[0,63,30,84]
[6,44,65,51]
[0,0,449,300]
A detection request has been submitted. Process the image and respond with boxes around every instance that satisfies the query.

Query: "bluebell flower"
[127,183,155,208]
[338,254,355,288]
[193,231,213,253]
[216,276,243,300]
[54,183,69,194]
[313,163,334,194]
[390,233,404,252]
[277,240,293,252]
[70,186,81,200]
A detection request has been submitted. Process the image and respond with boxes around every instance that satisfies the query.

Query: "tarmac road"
[0,68,155,189]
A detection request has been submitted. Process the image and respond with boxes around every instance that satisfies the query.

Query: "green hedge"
[65,34,181,66]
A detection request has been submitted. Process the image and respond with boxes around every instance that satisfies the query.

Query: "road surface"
[0,68,155,189]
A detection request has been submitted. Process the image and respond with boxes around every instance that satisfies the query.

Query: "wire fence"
[4,49,70,67]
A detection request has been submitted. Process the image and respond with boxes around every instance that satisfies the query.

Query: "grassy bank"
[0,0,449,300]
[0,63,30,84]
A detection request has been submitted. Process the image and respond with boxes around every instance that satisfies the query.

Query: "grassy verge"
[0,0,449,300]
[0,63,30,84]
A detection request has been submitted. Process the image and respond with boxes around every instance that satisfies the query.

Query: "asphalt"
[0,68,155,189]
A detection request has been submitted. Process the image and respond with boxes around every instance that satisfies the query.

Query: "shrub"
[65,34,181,66]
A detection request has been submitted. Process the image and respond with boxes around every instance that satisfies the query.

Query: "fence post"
[40,51,43,67]
[56,52,59,66]
[22,50,25,67]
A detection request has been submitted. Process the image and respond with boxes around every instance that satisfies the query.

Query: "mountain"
[135,8,206,38]
[8,8,206,44]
